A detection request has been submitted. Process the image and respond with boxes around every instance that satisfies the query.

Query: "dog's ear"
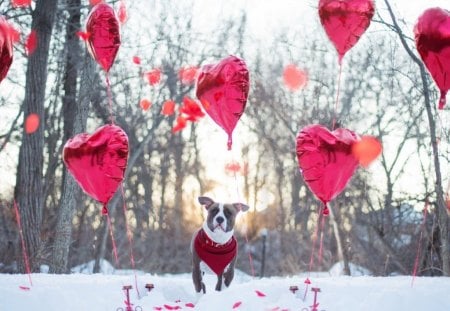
[198,196,214,209]
[232,203,249,212]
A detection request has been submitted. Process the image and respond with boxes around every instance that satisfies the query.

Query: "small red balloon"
[172,115,187,133]
[144,69,161,86]
[179,66,198,84]
[25,30,37,56]
[196,55,249,150]
[162,100,176,116]
[180,96,204,122]
[352,135,382,167]
[283,64,308,91]
[296,124,359,207]
[86,3,121,72]
[63,124,129,211]
[25,113,40,134]
[319,0,375,63]
[11,0,31,8]
[415,8,450,110]
[0,17,14,84]
[132,56,141,65]
[139,98,152,111]
[117,1,128,25]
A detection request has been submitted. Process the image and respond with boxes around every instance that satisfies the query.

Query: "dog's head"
[198,196,249,244]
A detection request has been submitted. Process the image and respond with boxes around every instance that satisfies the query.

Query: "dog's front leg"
[192,256,205,293]
[223,258,237,288]
[215,273,223,291]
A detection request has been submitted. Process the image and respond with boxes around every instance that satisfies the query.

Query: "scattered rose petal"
[117,1,128,24]
[76,31,90,41]
[133,56,141,65]
[25,113,39,134]
[25,30,37,56]
[352,136,382,168]
[19,286,30,291]
[172,115,187,133]
[153,308,162,311]
[140,98,152,111]
[255,290,266,297]
[144,69,161,86]
[185,303,195,308]
[232,301,242,309]
[178,66,198,84]
[162,100,176,116]
[11,0,31,8]
[283,64,308,91]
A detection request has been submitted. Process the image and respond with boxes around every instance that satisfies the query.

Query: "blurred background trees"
[0,0,448,277]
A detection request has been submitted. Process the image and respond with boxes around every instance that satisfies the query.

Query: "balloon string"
[105,211,119,266]
[230,151,255,277]
[13,200,33,287]
[332,63,343,130]
[120,185,141,299]
[412,199,429,286]
[105,72,114,125]
[308,207,323,273]
[318,211,326,267]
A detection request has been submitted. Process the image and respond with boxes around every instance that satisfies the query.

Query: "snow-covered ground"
[1,261,450,311]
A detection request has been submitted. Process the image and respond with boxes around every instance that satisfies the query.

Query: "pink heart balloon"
[86,3,121,72]
[0,16,14,84]
[415,7,450,110]
[196,55,250,150]
[63,124,129,213]
[319,0,375,64]
[296,124,359,211]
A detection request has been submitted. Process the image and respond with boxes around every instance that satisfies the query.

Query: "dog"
[191,196,249,293]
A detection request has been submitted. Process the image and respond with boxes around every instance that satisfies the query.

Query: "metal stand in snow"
[301,287,325,311]
[116,285,142,311]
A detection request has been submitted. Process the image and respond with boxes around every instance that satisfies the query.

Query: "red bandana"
[194,229,237,275]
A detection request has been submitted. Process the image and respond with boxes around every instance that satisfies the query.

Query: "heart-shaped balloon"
[63,124,129,213]
[0,16,14,84]
[319,0,375,64]
[86,3,121,72]
[414,8,450,110]
[296,124,359,210]
[196,55,250,150]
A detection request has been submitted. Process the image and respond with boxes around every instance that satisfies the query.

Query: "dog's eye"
[224,209,232,218]
[211,207,219,215]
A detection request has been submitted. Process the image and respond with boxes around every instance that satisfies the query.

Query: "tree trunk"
[14,0,58,272]
[50,0,88,273]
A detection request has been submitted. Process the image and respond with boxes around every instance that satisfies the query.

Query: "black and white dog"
[191,196,249,293]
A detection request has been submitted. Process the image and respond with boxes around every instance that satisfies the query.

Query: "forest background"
[0,0,449,278]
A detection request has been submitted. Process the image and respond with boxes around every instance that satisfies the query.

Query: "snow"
[1,263,450,310]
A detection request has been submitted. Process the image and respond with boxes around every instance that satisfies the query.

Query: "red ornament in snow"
[63,124,129,213]
[196,55,249,150]
[318,0,375,64]
[415,8,450,110]
[86,3,121,72]
[296,124,359,210]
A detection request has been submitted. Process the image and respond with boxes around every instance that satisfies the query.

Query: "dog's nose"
[216,216,224,224]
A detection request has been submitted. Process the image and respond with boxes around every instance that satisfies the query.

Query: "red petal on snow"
[76,31,91,41]
[232,301,242,309]
[132,56,141,65]
[178,66,198,85]
[153,308,162,311]
[117,1,128,24]
[11,0,31,8]
[25,113,40,134]
[185,303,195,308]
[25,30,37,56]
[19,286,30,291]
[139,98,152,111]
[283,64,308,91]
[163,305,181,310]
[255,290,266,297]
[144,69,161,86]
[172,115,187,133]
[161,100,176,116]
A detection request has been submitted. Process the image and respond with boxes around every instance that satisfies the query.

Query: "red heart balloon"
[414,8,450,110]
[0,16,14,84]
[196,55,250,150]
[296,124,359,209]
[319,0,375,64]
[63,124,129,213]
[86,3,121,72]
